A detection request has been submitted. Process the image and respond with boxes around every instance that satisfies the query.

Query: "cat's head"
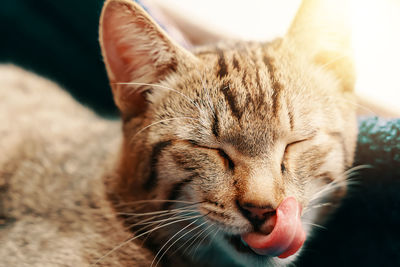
[100,0,357,265]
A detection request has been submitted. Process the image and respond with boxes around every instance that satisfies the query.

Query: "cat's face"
[100,0,357,266]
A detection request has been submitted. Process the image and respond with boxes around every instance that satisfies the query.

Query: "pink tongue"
[241,197,306,259]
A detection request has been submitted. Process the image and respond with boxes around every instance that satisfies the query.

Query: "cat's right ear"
[99,0,195,119]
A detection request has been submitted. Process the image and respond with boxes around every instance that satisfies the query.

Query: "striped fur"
[97,0,359,266]
[100,0,358,266]
[0,0,357,267]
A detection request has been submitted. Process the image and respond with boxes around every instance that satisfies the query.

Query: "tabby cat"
[0,0,357,266]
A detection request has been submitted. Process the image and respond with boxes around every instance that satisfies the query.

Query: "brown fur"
[1,0,358,266]
[0,65,153,266]
[99,0,357,266]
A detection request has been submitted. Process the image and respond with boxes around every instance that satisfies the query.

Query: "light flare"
[351,0,400,115]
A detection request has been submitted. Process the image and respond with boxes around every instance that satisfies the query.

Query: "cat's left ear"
[286,0,355,92]
[99,0,195,119]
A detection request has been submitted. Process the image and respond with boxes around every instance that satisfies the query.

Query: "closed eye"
[186,140,234,171]
[281,138,312,173]
[217,149,235,171]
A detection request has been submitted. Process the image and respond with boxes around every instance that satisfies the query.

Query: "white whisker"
[196,69,215,114]
[190,223,216,258]
[115,82,196,107]
[303,202,333,215]
[309,182,344,203]
[152,220,208,267]
[181,223,213,256]
[141,210,200,246]
[309,164,369,205]
[117,206,198,217]
[302,221,327,230]
[343,164,372,176]
[116,199,201,206]
[170,222,211,258]
[127,211,199,230]
[209,227,220,244]
[132,117,198,138]
[318,53,350,71]
[91,214,203,266]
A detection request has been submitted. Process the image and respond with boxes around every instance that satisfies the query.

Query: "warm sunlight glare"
[351,0,400,114]
[159,0,399,115]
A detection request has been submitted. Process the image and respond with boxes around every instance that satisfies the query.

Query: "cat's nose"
[237,201,276,229]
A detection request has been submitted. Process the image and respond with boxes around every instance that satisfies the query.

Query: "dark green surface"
[298,117,400,267]
[356,117,400,175]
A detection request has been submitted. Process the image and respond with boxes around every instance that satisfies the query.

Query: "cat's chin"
[221,234,298,267]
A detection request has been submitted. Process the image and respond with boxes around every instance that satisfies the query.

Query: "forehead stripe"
[232,55,240,71]
[212,111,220,137]
[216,48,228,78]
[220,83,243,121]
[288,107,294,131]
[263,54,283,115]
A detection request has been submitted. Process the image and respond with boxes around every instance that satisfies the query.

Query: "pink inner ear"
[99,0,185,117]
[100,0,185,86]
[100,3,149,117]
[101,4,139,83]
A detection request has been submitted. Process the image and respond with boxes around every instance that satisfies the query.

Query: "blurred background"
[0,0,113,115]
[1,0,399,116]
[157,0,400,116]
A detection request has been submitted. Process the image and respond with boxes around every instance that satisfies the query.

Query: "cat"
[0,0,357,266]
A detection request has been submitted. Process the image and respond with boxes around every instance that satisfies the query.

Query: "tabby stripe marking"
[156,57,178,78]
[241,69,248,87]
[212,111,220,137]
[288,108,294,131]
[255,69,262,90]
[144,140,173,190]
[232,55,240,71]
[172,150,199,172]
[263,55,283,114]
[162,176,195,209]
[216,48,228,78]
[251,50,267,103]
[220,83,243,120]
[243,92,252,114]
[187,139,200,146]
[255,69,266,105]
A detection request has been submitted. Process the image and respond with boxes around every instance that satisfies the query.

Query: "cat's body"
[0,65,154,266]
[1,0,357,266]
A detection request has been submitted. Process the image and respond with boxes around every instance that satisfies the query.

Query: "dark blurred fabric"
[297,117,400,267]
[0,0,116,115]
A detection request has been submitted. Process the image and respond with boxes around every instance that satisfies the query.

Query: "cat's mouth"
[228,197,306,259]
